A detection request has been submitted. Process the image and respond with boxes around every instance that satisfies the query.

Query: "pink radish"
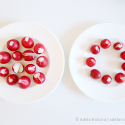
[23,50,35,61]
[21,36,34,48]
[113,42,123,50]
[0,51,11,64]
[34,43,45,54]
[25,64,36,74]
[36,56,48,67]
[18,76,31,89]
[6,74,18,85]
[0,67,9,77]
[33,72,45,84]
[7,39,19,51]
[12,51,22,61]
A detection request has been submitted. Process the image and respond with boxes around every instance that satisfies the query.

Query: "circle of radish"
[87,40,124,84]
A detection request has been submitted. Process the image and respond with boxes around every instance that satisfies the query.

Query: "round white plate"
[69,23,125,102]
[0,22,65,104]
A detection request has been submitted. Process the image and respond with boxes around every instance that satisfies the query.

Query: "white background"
[0,0,125,125]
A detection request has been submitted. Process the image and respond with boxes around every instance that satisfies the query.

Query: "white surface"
[0,0,125,125]
[0,22,64,104]
[69,23,125,102]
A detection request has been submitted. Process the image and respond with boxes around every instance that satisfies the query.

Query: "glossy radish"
[21,36,34,48]
[115,73,125,83]
[0,67,9,77]
[101,39,111,49]
[101,75,112,84]
[113,42,123,50]
[90,45,100,54]
[7,39,19,51]
[34,43,45,54]
[0,51,11,64]
[33,72,45,84]
[25,64,36,74]
[12,51,22,61]
[120,51,125,60]
[6,74,18,85]
[18,76,31,89]
[90,69,101,79]
[86,57,96,67]
[121,62,125,71]
[36,56,48,67]
[23,50,35,61]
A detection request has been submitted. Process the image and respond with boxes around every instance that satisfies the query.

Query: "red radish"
[23,50,35,61]
[7,39,19,51]
[12,51,22,61]
[34,43,45,54]
[121,62,125,71]
[6,74,18,85]
[86,57,96,67]
[0,67,9,77]
[12,62,24,73]
[100,39,111,49]
[21,36,34,48]
[0,51,11,64]
[25,64,36,74]
[90,45,100,54]
[120,51,125,60]
[18,76,31,89]
[115,73,125,83]
[33,72,45,84]
[90,69,101,79]
[113,42,123,50]
[101,75,112,84]
[36,56,48,67]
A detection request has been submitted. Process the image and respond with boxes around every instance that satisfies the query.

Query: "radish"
[113,42,123,50]
[12,62,24,73]
[101,75,112,84]
[21,36,34,48]
[0,67,9,77]
[90,45,100,54]
[0,51,11,64]
[6,74,18,85]
[23,50,35,61]
[7,39,19,51]
[100,39,111,49]
[12,51,22,61]
[86,57,96,67]
[121,62,125,71]
[120,51,125,60]
[36,56,48,67]
[33,72,45,84]
[90,69,101,79]
[25,64,36,74]
[18,76,31,89]
[34,43,45,54]
[115,73,125,83]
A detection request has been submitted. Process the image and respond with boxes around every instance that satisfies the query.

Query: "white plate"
[0,22,65,104]
[69,23,125,102]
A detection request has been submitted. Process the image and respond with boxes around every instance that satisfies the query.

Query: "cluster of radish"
[86,39,125,84]
[0,36,48,89]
